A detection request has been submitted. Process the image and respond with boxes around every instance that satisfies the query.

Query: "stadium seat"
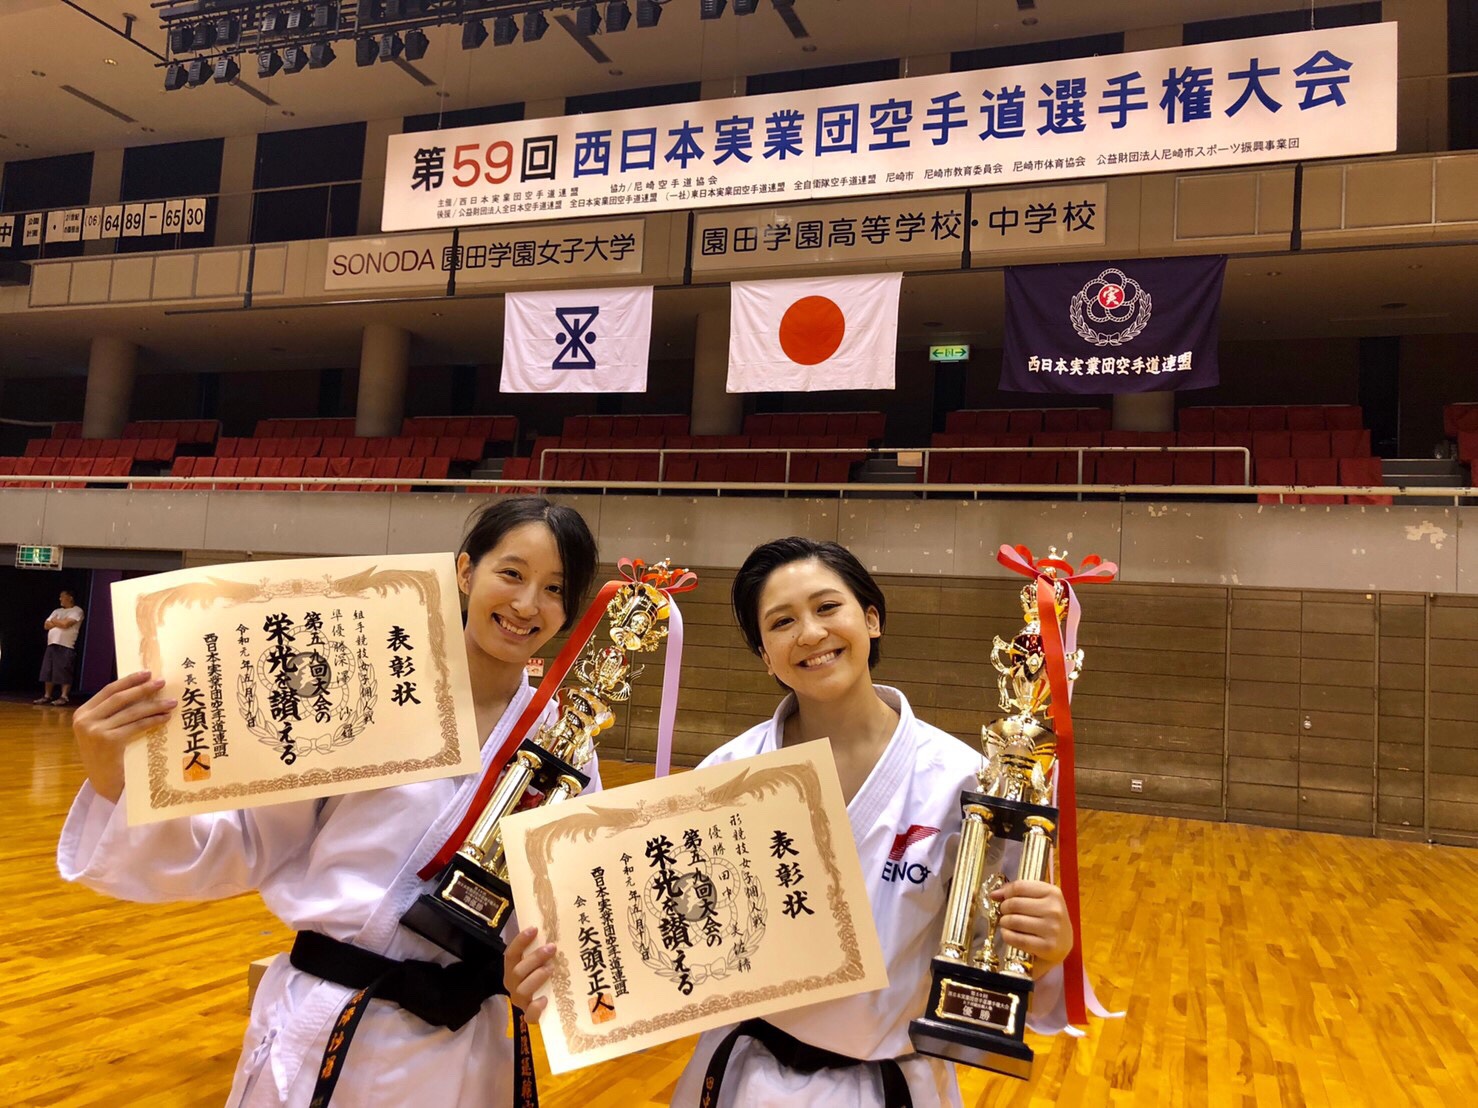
[1214,407,1251,432]
[1252,431,1292,459]
[1298,458,1342,504]
[422,457,450,482]
[855,413,886,441]
[1020,454,1059,485]
[1289,431,1331,458]
[1247,407,1286,432]
[1340,457,1391,505]
[1256,457,1298,503]
[302,458,330,490]
[1285,406,1325,431]
[1177,431,1216,448]
[1006,410,1043,434]
[1134,455,1175,485]
[1330,429,1371,457]
[1094,455,1135,485]
[1174,454,1216,486]
[797,414,829,436]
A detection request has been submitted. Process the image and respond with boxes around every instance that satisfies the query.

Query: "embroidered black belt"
[289,930,537,1108]
[700,1018,914,1108]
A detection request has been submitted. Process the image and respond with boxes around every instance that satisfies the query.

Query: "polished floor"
[2,697,1475,1106]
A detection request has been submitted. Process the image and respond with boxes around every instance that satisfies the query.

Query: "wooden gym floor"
[2,697,1476,1106]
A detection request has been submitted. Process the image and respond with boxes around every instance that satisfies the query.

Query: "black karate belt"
[290,930,536,1108]
[699,1018,913,1108]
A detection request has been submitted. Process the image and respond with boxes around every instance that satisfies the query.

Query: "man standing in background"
[35,589,84,707]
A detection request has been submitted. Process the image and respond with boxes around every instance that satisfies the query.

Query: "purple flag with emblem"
[1001,255,1226,393]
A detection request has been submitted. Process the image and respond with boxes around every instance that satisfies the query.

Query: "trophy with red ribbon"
[909,546,1114,1078]
[403,559,697,963]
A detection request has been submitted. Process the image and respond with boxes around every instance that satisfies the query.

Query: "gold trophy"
[908,559,1080,1079]
[402,561,687,963]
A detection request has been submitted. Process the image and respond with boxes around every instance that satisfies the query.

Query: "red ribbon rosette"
[995,543,1117,1028]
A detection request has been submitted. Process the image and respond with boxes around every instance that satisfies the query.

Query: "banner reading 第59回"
[382,22,1396,233]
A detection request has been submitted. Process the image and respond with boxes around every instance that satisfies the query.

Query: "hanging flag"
[727,272,903,393]
[501,285,654,393]
[1002,255,1226,394]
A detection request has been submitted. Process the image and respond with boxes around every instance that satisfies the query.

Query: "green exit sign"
[929,344,971,363]
[16,544,62,570]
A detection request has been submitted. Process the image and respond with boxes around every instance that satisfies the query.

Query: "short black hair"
[731,537,886,669]
[459,496,598,631]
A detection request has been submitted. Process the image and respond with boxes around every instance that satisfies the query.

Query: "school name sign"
[382,23,1396,232]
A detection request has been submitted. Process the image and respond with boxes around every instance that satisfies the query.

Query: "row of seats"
[743,412,887,440]
[0,457,132,486]
[930,429,1372,457]
[944,408,1111,434]
[530,435,871,470]
[168,456,452,492]
[504,454,853,484]
[48,420,219,444]
[914,453,1386,500]
[215,436,488,462]
[560,414,691,438]
[1179,405,1365,432]
[253,416,520,445]
[23,437,178,462]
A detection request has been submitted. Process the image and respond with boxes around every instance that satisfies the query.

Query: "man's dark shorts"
[39,643,76,685]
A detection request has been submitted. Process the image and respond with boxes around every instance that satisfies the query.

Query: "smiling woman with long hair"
[58,496,599,1107]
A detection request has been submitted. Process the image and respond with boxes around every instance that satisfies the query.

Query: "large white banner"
[502,284,654,393]
[383,23,1396,232]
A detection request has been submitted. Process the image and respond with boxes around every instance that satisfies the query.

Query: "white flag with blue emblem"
[501,285,654,393]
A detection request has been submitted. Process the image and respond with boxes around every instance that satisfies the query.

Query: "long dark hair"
[459,496,598,631]
[731,537,886,669]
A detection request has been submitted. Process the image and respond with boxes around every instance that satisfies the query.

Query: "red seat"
[825,414,857,436]
[553,455,584,481]
[1041,409,1080,432]
[362,437,389,458]
[409,436,437,458]
[586,416,613,439]
[1247,407,1286,432]
[797,414,828,436]
[768,414,798,436]
[1020,454,1058,484]
[1213,431,1253,452]
[1252,431,1292,459]
[855,413,885,441]
[79,439,103,459]
[1079,409,1111,431]
[695,455,726,482]
[1298,458,1342,504]
[341,437,367,459]
[1339,457,1390,504]
[1458,431,1478,462]
[584,454,614,481]
[1213,407,1251,432]
[327,458,352,480]
[393,457,423,490]
[789,455,820,482]
[1256,458,1298,503]
[662,415,689,436]
[279,458,306,487]
[1174,454,1215,485]
[726,456,758,483]
[420,457,449,482]
[1134,454,1174,485]
[60,439,83,458]
[1006,410,1043,434]
[1285,406,1325,432]
[1177,431,1215,448]
[500,457,533,482]
[302,457,329,489]
[1330,429,1371,457]
[1289,431,1331,458]
[39,438,63,458]
[983,455,1023,484]
[1032,432,1068,448]
[744,414,772,435]
[664,459,697,483]
[1444,404,1478,436]
[815,457,849,484]
[348,457,376,491]
[213,458,240,491]
[1094,455,1134,485]
[256,458,281,491]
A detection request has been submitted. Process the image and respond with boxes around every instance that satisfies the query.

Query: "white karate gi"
[670,686,1067,1108]
[58,681,600,1108]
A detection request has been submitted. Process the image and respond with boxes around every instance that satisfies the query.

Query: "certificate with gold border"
[113,553,480,826]
[501,740,889,1073]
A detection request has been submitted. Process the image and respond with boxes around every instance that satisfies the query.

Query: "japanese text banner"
[1002,255,1227,393]
[500,740,888,1073]
[383,23,1395,231]
[113,553,481,826]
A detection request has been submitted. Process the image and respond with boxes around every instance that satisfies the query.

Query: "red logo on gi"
[882,824,938,885]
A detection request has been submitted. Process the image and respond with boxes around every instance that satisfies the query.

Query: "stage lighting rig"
[282,43,309,72]
[605,1,631,32]
[309,41,336,67]
[636,0,662,27]
[461,19,488,48]
[700,0,725,19]
[379,31,403,60]
[573,3,600,35]
[492,13,518,44]
[356,35,377,64]
[213,56,241,82]
[258,48,285,77]
[404,28,429,58]
[164,62,186,90]
[522,9,548,40]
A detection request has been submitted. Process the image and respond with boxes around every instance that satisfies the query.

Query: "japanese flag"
[727,272,903,393]
[501,285,654,393]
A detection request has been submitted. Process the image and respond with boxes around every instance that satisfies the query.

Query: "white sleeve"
[56,781,322,904]
[1025,963,1069,1034]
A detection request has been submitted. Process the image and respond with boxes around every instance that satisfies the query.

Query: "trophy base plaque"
[909,959,1036,1080]
[401,854,515,964]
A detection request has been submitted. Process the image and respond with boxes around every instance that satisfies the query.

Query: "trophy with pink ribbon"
[909,545,1114,1078]
[403,559,696,963]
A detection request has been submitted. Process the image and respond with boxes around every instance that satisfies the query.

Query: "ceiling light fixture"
[635,0,662,27]
[522,9,548,40]
[605,0,631,31]
[492,13,518,43]
[574,3,601,35]
[258,48,284,78]
[403,28,429,60]
[461,19,488,48]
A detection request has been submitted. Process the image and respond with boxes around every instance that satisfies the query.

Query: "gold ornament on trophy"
[403,560,692,962]
[910,548,1087,1079]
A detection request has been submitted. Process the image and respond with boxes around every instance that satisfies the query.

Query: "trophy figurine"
[909,553,1082,1079]
[402,560,689,963]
